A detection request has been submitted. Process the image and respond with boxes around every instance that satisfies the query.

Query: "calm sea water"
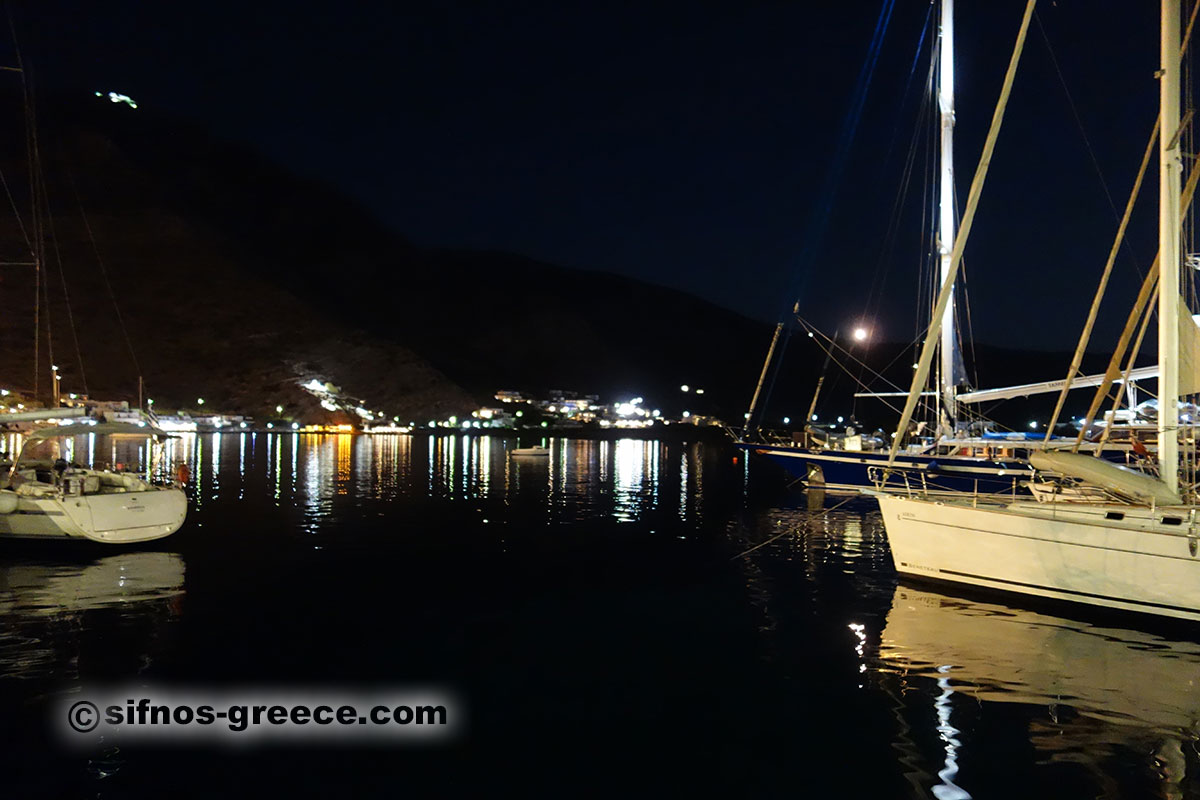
[2,433,1199,798]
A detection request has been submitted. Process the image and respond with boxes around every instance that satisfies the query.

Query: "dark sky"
[17,1,1179,350]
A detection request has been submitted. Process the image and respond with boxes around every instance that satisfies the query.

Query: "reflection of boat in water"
[0,552,186,616]
[879,584,1200,734]
[0,423,187,543]
[0,552,185,682]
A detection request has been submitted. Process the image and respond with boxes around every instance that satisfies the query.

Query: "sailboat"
[871,0,1200,622]
[0,50,188,544]
[0,422,186,543]
[735,0,1135,498]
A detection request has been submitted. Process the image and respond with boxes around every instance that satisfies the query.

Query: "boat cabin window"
[1105,512,1125,521]
[1161,516,1183,526]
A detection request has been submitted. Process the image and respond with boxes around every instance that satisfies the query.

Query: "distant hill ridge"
[0,89,1132,429]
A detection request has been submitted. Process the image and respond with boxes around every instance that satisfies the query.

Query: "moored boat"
[0,422,187,543]
[869,0,1200,622]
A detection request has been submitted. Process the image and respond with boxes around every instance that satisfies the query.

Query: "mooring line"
[729,494,862,560]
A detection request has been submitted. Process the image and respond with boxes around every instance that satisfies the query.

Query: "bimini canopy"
[25,421,173,440]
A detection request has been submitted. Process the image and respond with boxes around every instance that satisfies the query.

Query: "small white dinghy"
[511,446,550,457]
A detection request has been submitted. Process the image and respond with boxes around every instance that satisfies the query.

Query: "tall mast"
[1159,0,1182,496]
[938,0,959,428]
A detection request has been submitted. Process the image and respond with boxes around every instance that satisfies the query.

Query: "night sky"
[16,2,1180,350]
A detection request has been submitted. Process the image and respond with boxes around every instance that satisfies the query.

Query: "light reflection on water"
[157,433,720,527]
[731,505,1200,799]
[0,553,185,683]
[0,434,1198,796]
[873,583,1200,798]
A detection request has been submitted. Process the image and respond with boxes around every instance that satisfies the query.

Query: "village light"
[197,398,205,405]
[680,385,690,393]
[276,405,283,413]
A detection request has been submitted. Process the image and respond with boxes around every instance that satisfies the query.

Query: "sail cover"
[1029,451,1181,505]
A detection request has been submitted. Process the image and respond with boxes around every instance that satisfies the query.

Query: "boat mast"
[937,0,958,429]
[1160,0,1182,496]
[887,0,1036,467]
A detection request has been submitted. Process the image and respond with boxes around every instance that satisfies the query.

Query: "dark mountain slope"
[9,92,779,419]
[0,90,1119,430]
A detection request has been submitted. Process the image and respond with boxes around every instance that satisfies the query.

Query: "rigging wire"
[67,171,144,398]
[777,0,896,311]
[860,13,937,332]
[39,169,88,396]
[847,9,938,418]
[1033,8,1144,278]
[746,0,898,430]
[10,14,42,399]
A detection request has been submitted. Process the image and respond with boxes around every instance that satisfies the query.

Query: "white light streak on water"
[932,666,971,800]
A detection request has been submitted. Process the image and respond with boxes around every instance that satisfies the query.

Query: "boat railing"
[867,464,1025,505]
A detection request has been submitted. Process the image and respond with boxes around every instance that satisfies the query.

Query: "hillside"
[0,91,779,423]
[0,90,1133,431]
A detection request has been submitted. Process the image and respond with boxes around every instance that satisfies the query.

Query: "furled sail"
[1029,451,1180,505]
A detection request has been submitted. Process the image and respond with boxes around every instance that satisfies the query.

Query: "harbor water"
[2,433,1199,797]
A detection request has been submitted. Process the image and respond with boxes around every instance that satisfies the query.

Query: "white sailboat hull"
[875,493,1200,621]
[0,487,187,544]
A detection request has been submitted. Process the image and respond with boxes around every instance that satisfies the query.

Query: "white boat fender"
[0,492,19,514]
